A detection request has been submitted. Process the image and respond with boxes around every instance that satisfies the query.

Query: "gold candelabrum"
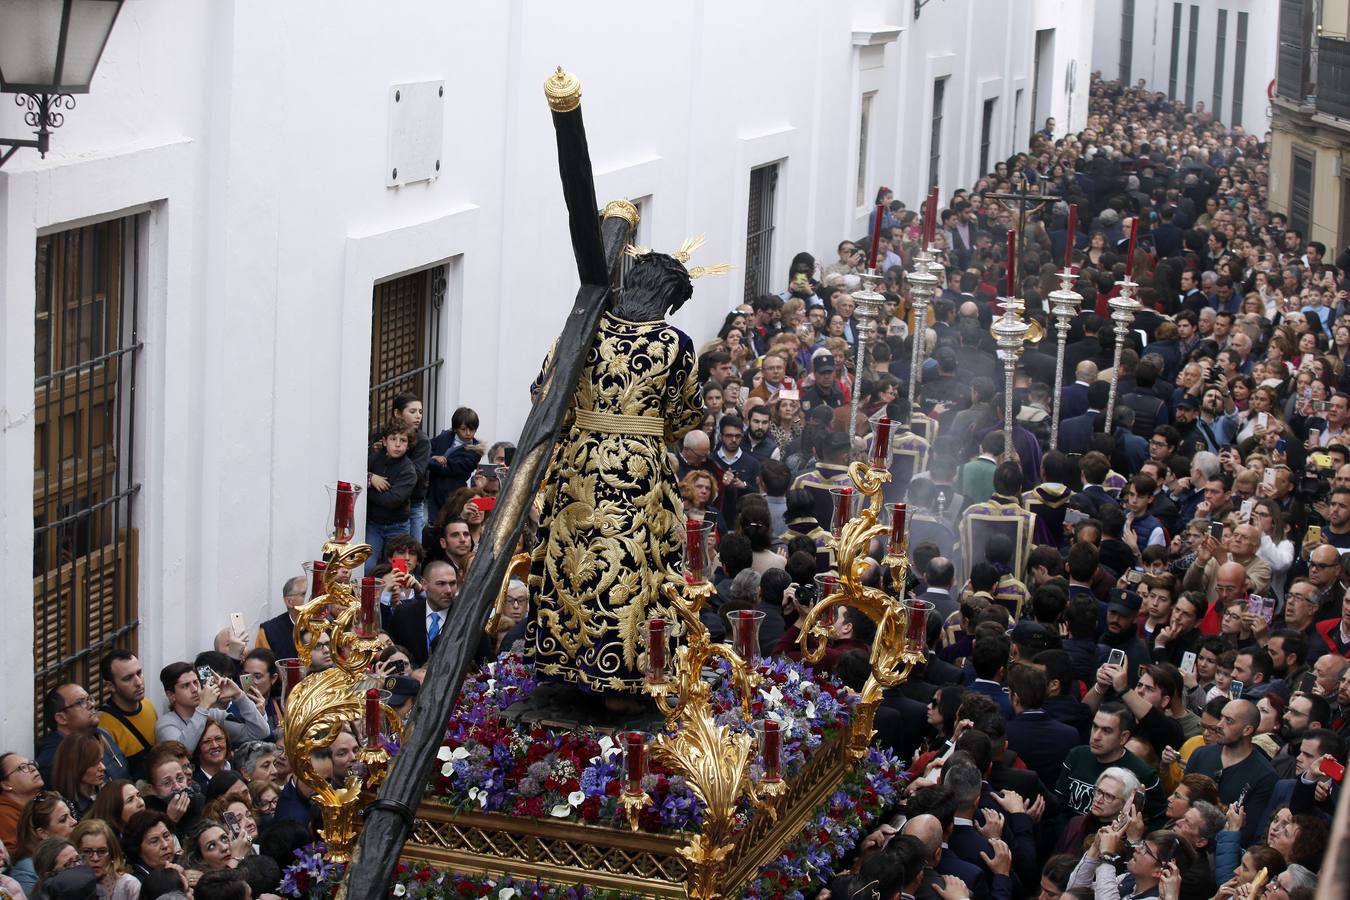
[795,462,930,760]
[283,541,405,863]
[622,575,785,900]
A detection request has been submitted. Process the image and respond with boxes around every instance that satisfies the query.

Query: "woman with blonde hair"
[71,817,140,900]
[678,470,719,527]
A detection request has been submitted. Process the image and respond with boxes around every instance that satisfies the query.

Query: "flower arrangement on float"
[429,651,852,830]
[279,747,903,900]
[278,651,907,899]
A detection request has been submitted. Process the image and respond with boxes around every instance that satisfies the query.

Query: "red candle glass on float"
[729,609,766,660]
[645,618,667,682]
[814,572,838,599]
[278,658,304,703]
[684,517,711,583]
[762,720,783,782]
[870,417,894,469]
[1065,204,1077,268]
[903,598,934,654]
[365,688,382,743]
[333,481,357,543]
[888,502,907,547]
[830,486,855,539]
[625,732,645,794]
[359,576,378,636]
[309,560,327,601]
[868,204,884,270]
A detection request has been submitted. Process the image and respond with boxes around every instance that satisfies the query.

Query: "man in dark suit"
[1059,381,1110,455]
[919,557,959,622]
[256,575,308,661]
[1064,314,1107,372]
[1059,361,1096,421]
[906,813,1009,900]
[1004,665,1081,789]
[967,635,1013,718]
[387,559,492,669]
[1153,207,1185,259]
[905,787,1013,900]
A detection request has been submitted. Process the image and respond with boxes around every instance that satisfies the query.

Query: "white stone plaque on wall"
[386,80,444,187]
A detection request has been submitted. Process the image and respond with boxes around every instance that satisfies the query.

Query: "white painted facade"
[0,0,1094,749]
[1091,0,1278,136]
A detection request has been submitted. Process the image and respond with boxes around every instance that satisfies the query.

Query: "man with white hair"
[675,429,713,483]
[1060,361,1097,421]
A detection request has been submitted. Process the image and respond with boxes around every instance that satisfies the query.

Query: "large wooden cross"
[340,70,635,899]
[985,176,1061,290]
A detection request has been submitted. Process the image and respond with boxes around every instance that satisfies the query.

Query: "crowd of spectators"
[677,73,1350,900]
[5,73,1350,900]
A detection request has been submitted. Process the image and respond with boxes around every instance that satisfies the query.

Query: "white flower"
[759,685,784,706]
[786,668,800,683]
[468,786,489,808]
[452,746,470,760]
[805,701,817,720]
[487,679,496,692]
[568,790,586,806]
[393,884,407,897]
[440,762,455,777]
[436,746,453,761]
[498,890,517,900]
[549,803,572,817]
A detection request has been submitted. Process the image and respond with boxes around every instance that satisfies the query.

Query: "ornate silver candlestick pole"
[1047,266,1084,450]
[991,297,1030,460]
[1102,276,1141,434]
[847,270,885,454]
[905,249,939,408]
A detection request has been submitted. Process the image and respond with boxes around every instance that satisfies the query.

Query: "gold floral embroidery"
[525,314,703,693]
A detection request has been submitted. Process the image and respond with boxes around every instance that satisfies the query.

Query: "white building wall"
[1091,0,1277,136]
[0,0,1095,750]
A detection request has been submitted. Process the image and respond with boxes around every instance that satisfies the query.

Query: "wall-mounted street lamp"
[0,0,123,167]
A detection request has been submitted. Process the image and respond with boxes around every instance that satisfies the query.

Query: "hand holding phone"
[1180,651,1197,675]
[1107,648,1127,668]
[391,557,408,576]
[1319,755,1347,783]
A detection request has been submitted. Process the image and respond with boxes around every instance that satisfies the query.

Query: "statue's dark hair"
[623,252,694,314]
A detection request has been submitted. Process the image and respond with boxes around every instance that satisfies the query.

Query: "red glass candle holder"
[829,487,858,539]
[645,618,668,683]
[359,576,379,636]
[870,418,894,469]
[886,502,907,549]
[326,482,362,544]
[305,560,328,601]
[813,572,839,600]
[364,688,382,742]
[754,720,783,782]
[278,658,304,704]
[903,598,935,654]
[623,731,646,795]
[683,518,715,583]
[728,609,766,660]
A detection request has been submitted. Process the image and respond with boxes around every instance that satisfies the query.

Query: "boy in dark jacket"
[427,406,485,522]
[366,419,418,571]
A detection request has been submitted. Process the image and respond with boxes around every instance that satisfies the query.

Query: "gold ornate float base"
[401,728,853,898]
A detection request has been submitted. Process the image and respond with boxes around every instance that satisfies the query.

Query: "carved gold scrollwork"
[797,462,918,759]
[285,541,404,862]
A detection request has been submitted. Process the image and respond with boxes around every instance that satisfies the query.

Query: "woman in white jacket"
[1251,498,1293,603]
